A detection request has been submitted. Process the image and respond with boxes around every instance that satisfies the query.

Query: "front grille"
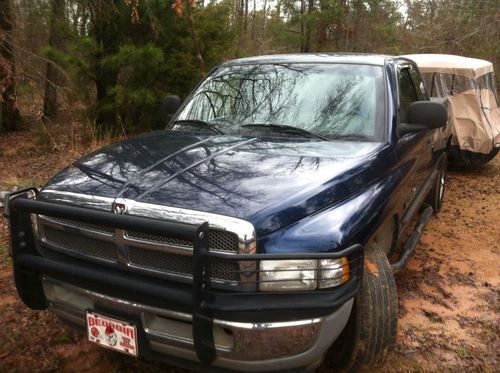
[128,246,193,275]
[126,229,239,252]
[126,231,191,248]
[128,247,240,283]
[38,215,244,287]
[43,226,117,261]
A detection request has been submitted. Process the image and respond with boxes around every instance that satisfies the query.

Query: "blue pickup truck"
[5,54,448,371]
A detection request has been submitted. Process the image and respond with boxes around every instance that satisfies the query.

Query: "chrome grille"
[128,247,192,275]
[209,230,240,253]
[43,226,117,261]
[37,214,245,287]
[128,247,240,283]
[126,229,239,252]
[126,231,191,248]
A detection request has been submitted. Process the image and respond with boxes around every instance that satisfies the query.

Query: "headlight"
[259,257,350,292]
[260,260,316,291]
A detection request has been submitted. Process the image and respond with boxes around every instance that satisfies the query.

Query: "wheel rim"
[438,168,445,202]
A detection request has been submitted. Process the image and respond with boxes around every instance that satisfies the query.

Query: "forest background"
[0,0,499,135]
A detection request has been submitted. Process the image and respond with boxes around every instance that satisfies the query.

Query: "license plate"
[86,311,138,357]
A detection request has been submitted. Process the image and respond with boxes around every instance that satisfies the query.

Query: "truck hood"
[41,131,394,235]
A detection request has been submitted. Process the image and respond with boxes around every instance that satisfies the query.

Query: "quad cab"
[5,54,448,371]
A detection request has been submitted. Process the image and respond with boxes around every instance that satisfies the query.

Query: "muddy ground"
[0,127,498,372]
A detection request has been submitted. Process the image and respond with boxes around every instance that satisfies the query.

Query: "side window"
[409,66,428,100]
[398,68,418,123]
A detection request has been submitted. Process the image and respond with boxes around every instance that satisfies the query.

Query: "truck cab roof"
[223,53,410,67]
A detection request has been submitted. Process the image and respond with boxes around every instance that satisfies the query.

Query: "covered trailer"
[404,54,499,168]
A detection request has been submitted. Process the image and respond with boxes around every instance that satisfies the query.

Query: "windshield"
[173,63,385,141]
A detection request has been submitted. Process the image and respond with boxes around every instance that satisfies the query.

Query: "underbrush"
[0,112,127,192]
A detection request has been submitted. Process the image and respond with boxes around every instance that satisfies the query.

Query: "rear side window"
[409,66,428,100]
[398,68,418,123]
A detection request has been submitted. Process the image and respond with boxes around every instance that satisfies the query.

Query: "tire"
[448,145,499,169]
[327,246,398,370]
[426,157,447,213]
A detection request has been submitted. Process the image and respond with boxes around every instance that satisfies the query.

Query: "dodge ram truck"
[5,54,449,371]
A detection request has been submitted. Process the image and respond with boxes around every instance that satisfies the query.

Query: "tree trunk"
[251,0,256,42]
[185,0,205,76]
[244,0,248,34]
[300,0,305,52]
[263,0,268,29]
[88,0,121,129]
[303,0,314,53]
[75,0,89,36]
[43,0,66,119]
[0,0,20,131]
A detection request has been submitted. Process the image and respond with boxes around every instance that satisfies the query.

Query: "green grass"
[52,332,75,345]
[456,346,471,358]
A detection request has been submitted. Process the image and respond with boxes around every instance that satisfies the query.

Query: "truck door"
[394,65,432,218]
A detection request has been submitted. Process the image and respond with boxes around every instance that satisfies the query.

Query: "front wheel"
[327,246,398,370]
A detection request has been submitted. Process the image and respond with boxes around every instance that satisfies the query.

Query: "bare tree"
[185,0,205,75]
[303,0,314,52]
[87,0,122,128]
[0,0,20,131]
[43,0,66,119]
[300,0,305,52]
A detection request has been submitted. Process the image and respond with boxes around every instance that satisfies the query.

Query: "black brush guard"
[5,188,363,365]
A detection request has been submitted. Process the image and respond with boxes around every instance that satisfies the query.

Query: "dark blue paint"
[43,131,390,238]
[41,55,450,255]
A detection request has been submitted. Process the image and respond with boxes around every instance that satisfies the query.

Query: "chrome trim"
[39,189,115,211]
[214,318,322,330]
[31,213,40,240]
[43,277,326,361]
[125,199,256,253]
[38,191,257,254]
[123,235,193,256]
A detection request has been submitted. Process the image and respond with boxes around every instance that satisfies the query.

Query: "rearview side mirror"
[162,95,182,123]
[399,101,448,136]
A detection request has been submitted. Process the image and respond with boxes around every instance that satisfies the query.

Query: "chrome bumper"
[43,277,353,372]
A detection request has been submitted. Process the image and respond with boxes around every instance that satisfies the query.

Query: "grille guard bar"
[6,188,363,365]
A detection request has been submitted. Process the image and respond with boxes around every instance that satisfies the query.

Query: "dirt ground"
[0,128,498,372]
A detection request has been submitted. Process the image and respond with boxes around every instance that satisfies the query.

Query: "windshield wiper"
[171,119,224,134]
[241,123,328,141]
[329,133,374,141]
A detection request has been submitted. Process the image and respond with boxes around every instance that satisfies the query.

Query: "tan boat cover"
[403,54,499,153]
[403,54,494,80]
[448,89,500,153]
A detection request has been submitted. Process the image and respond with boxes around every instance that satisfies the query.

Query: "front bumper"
[43,276,353,372]
[6,189,363,371]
